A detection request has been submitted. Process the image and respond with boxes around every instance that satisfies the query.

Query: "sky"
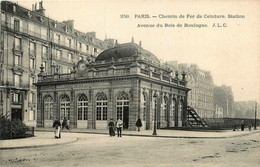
[17,0,260,102]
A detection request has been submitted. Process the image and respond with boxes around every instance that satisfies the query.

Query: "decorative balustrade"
[152,72,160,79]
[141,69,149,75]
[95,70,108,76]
[162,75,170,81]
[115,68,130,74]
[171,78,178,84]
[37,65,186,88]
[43,75,54,80]
[59,73,71,80]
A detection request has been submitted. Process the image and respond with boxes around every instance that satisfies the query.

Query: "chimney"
[32,4,35,11]
[131,37,134,43]
[139,41,142,47]
[39,1,43,9]
[35,1,46,16]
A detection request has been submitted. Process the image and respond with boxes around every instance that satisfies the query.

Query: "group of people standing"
[52,117,70,139]
[233,120,253,131]
[108,118,123,137]
[108,117,143,137]
[53,116,143,138]
[240,120,252,131]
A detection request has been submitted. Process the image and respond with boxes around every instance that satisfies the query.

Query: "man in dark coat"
[135,116,142,132]
[108,119,115,137]
[62,117,70,130]
[241,120,245,131]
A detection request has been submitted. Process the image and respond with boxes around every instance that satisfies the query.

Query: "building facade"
[0,1,114,126]
[35,42,190,130]
[168,62,214,118]
[213,85,234,118]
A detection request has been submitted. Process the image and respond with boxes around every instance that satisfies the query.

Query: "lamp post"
[254,100,257,130]
[153,93,157,135]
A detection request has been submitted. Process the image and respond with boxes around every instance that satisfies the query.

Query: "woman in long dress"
[53,118,61,138]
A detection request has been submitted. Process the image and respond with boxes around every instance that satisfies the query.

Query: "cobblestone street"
[0,131,259,167]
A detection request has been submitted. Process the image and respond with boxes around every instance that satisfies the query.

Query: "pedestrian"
[248,123,252,131]
[108,118,115,137]
[241,120,245,131]
[53,117,61,138]
[62,117,70,130]
[135,116,142,132]
[116,118,123,137]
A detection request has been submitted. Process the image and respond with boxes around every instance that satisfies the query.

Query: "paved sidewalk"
[0,131,78,150]
[36,127,259,139]
[1,128,259,150]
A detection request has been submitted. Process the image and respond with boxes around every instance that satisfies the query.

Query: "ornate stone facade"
[35,42,190,130]
[0,1,114,126]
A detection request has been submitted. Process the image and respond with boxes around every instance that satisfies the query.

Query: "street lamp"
[153,93,157,135]
[254,100,257,130]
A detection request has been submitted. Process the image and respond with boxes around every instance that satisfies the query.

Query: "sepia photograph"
[0,0,259,166]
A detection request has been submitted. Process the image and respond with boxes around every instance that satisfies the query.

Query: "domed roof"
[96,43,160,63]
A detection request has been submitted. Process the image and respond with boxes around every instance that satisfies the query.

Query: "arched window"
[116,92,129,120]
[60,94,70,120]
[141,93,146,121]
[96,92,107,120]
[77,94,88,120]
[44,95,53,120]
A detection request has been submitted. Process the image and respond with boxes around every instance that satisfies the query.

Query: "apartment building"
[0,1,114,126]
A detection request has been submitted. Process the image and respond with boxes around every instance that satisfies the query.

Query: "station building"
[35,42,190,130]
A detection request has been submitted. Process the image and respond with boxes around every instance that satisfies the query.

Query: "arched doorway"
[77,93,88,128]
[60,94,70,120]
[44,95,54,127]
[116,92,129,129]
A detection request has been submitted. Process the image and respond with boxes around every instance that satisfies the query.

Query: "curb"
[35,129,260,139]
[0,137,79,150]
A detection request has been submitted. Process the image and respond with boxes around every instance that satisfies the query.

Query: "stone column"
[87,88,94,129]
[182,94,188,126]
[70,88,75,128]
[128,79,138,130]
[36,90,43,127]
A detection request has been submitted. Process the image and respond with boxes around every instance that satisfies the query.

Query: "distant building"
[35,42,190,130]
[214,105,224,118]
[213,85,234,118]
[168,62,214,118]
[0,1,114,126]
